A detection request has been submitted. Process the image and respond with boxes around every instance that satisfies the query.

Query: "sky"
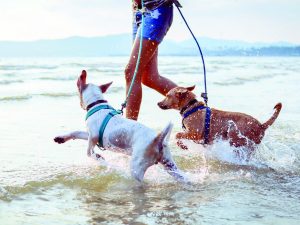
[0,0,299,43]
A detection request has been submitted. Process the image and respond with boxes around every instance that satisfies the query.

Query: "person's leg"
[141,50,177,96]
[126,4,174,120]
[124,38,158,120]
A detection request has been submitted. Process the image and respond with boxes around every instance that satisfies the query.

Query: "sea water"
[0,56,299,224]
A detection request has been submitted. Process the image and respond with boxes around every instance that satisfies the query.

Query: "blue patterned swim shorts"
[132,3,173,43]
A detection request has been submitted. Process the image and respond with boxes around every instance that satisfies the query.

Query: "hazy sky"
[0,0,299,43]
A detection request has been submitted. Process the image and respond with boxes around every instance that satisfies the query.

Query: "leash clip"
[201,92,208,106]
[118,102,126,115]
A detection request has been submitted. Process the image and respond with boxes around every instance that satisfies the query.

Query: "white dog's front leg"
[54,131,88,144]
[86,136,95,157]
[87,136,105,161]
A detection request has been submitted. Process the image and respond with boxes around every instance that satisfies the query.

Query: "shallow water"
[0,56,300,224]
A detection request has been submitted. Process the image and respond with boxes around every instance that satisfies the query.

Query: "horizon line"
[0,34,299,46]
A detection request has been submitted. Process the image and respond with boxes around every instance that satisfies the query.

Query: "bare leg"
[125,38,159,120]
[54,131,88,144]
[141,50,177,95]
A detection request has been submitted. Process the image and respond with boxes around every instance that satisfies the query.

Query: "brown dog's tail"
[261,103,282,130]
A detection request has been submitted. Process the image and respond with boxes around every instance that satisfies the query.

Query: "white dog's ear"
[186,85,196,91]
[77,70,87,93]
[99,81,113,93]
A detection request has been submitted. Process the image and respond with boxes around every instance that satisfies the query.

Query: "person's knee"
[141,73,153,87]
[124,65,134,84]
[125,64,142,85]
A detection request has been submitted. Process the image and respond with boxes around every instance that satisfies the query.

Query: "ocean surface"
[0,56,299,225]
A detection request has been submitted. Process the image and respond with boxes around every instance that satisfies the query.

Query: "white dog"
[54,70,187,183]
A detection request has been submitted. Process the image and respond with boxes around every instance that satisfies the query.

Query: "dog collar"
[181,105,211,145]
[180,99,198,115]
[86,100,108,111]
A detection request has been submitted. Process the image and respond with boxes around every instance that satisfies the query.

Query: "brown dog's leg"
[177,139,188,150]
[176,132,201,150]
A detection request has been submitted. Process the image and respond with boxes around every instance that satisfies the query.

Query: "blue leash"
[174,2,208,106]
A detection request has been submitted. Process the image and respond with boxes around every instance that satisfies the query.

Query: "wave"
[175,124,300,174]
[0,93,76,102]
[0,65,58,71]
[0,80,24,85]
[37,76,77,81]
[39,92,77,98]
[2,73,17,77]
[61,63,100,67]
[213,72,285,86]
[0,88,124,102]
[88,68,123,74]
[0,95,32,102]
[0,167,127,202]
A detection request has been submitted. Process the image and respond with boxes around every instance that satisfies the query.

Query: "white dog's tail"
[156,122,173,153]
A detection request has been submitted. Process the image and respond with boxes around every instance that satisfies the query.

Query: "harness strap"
[182,105,211,145]
[85,104,120,149]
[98,110,120,148]
[204,107,211,144]
[85,105,114,121]
[182,105,206,118]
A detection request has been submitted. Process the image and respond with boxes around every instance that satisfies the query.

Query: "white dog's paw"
[54,136,67,144]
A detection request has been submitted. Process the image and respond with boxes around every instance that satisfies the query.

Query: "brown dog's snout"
[158,101,168,110]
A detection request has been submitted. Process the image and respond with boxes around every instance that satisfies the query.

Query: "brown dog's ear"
[175,88,188,97]
[186,85,196,91]
[99,81,113,93]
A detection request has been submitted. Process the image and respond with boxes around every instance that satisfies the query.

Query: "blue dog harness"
[181,101,211,145]
[85,103,120,148]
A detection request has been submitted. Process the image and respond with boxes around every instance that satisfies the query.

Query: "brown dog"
[158,86,282,153]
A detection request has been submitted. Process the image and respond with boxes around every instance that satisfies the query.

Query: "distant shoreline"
[0,35,299,57]
[1,55,299,58]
